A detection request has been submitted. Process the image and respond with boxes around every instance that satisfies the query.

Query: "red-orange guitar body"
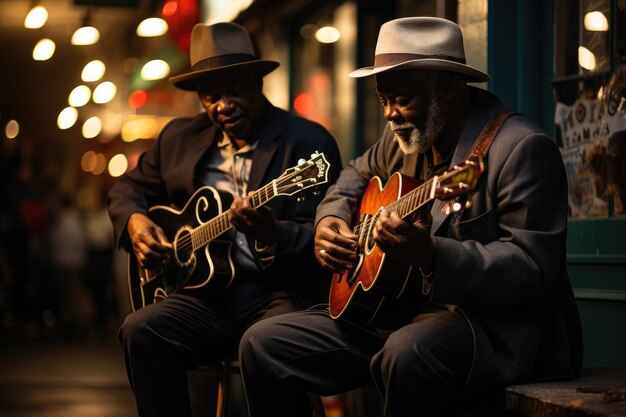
[328,172,421,324]
[327,157,484,324]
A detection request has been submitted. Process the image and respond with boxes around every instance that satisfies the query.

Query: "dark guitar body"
[127,186,235,311]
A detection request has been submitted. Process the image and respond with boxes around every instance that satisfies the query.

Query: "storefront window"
[290,1,357,161]
[554,0,626,219]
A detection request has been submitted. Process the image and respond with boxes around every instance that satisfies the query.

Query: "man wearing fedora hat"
[239,17,582,416]
[107,22,342,417]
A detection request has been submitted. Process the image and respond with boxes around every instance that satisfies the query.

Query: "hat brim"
[349,59,489,82]
[170,60,280,91]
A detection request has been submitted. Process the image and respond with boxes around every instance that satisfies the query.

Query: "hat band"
[374,53,466,68]
[192,53,258,72]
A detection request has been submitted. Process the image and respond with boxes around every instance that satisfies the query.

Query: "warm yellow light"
[93,81,116,104]
[140,60,170,80]
[5,120,19,139]
[81,60,106,82]
[33,38,55,61]
[24,5,48,29]
[69,85,92,107]
[121,118,159,142]
[108,154,129,177]
[578,46,596,70]
[82,116,102,138]
[315,26,341,44]
[57,107,78,129]
[71,26,100,45]
[584,11,609,31]
[136,17,169,37]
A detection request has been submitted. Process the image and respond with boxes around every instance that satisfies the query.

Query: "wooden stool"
[196,360,327,417]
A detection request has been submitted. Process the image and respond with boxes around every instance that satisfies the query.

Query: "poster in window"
[555,96,626,219]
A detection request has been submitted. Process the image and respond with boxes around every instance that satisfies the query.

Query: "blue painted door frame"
[488,0,554,134]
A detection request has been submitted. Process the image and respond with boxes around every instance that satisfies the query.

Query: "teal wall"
[567,220,626,366]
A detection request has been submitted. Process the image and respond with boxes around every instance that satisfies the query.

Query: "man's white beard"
[392,98,444,155]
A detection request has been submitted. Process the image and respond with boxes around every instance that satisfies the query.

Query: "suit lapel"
[431,89,496,235]
[248,103,281,191]
[185,118,220,195]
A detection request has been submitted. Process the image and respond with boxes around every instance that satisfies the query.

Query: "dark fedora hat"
[349,17,489,82]
[170,22,279,91]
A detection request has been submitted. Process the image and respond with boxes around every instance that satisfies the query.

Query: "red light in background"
[129,90,148,109]
[162,0,199,53]
[294,93,315,116]
[162,1,177,17]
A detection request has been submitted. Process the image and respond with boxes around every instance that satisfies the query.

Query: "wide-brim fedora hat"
[170,22,279,91]
[349,17,489,82]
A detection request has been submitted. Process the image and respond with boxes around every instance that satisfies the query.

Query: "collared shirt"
[197,133,270,272]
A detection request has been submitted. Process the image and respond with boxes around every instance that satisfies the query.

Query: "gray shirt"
[198,133,271,272]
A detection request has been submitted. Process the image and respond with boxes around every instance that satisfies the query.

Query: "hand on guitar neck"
[371,208,435,269]
[230,196,278,247]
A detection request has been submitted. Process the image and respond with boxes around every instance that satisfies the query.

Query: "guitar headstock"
[433,156,484,201]
[274,151,331,196]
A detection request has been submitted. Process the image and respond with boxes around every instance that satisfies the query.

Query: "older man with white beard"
[238,17,582,417]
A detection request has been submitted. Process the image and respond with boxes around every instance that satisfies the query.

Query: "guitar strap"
[464,109,518,160]
[437,109,517,215]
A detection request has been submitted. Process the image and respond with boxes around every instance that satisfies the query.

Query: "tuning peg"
[311,151,319,158]
[298,158,306,166]
[452,202,462,212]
[465,200,472,209]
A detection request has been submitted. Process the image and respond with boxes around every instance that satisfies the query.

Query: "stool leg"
[216,371,227,417]
[309,393,327,417]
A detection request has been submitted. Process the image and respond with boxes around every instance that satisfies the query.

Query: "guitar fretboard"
[387,177,436,219]
[190,182,276,250]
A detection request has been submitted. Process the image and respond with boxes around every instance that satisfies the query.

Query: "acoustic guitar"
[128,151,331,311]
[328,157,484,324]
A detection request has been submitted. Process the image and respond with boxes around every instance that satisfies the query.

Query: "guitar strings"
[354,179,431,236]
[170,180,273,253]
[351,166,470,244]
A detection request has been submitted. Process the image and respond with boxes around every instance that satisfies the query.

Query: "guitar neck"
[189,182,276,250]
[387,176,437,219]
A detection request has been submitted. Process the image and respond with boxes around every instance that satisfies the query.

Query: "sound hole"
[345,254,364,285]
[364,210,381,255]
[173,227,194,267]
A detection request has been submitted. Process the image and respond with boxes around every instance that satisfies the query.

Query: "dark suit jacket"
[108,100,343,307]
[315,87,583,393]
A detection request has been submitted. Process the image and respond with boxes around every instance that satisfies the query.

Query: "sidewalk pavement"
[0,337,137,417]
